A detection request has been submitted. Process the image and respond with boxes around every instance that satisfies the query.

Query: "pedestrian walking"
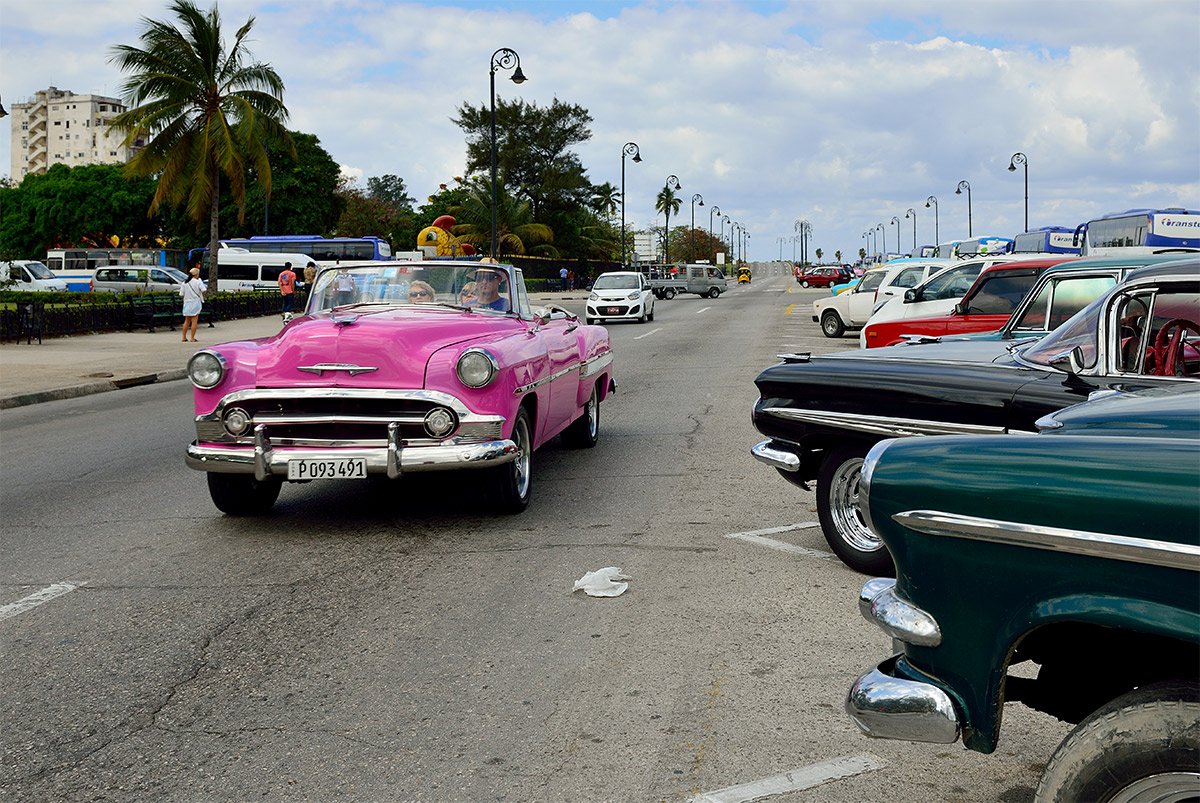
[567,269,575,290]
[559,266,568,291]
[278,261,297,320]
[303,261,318,286]
[179,265,206,342]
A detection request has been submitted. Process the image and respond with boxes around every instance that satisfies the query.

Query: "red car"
[861,257,1076,347]
[797,266,851,288]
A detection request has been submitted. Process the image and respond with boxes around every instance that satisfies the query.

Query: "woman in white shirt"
[180,266,207,342]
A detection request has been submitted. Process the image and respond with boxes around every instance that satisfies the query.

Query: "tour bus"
[186,234,393,264]
[1076,208,1200,256]
[46,248,186,291]
[1012,226,1082,255]
[953,236,1014,258]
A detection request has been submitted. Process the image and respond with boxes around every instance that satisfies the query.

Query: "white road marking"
[633,327,662,340]
[695,306,711,314]
[0,582,82,622]
[690,754,886,803]
[725,522,833,559]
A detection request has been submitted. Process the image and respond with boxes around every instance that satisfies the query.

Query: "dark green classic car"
[846,386,1199,801]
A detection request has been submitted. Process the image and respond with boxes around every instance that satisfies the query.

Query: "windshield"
[919,263,985,300]
[308,263,515,314]
[1021,294,1105,368]
[856,271,885,292]
[25,261,55,280]
[593,274,639,290]
[163,268,189,282]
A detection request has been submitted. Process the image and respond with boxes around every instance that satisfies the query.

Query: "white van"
[4,260,69,292]
[209,250,314,292]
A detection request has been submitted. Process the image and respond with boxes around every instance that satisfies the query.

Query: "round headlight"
[423,407,457,438]
[588,292,599,301]
[456,349,498,389]
[223,407,252,436]
[626,291,640,301]
[188,351,226,389]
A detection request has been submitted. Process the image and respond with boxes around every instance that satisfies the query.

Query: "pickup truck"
[642,264,728,299]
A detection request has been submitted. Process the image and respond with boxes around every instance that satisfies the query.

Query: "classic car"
[847,385,1199,801]
[812,259,951,338]
[797,266,852,288]
[751,259,1200,574]
[859,257,1073,347]
[185,260,616,515]
[858,254,1031,346]
[586,271,655,324]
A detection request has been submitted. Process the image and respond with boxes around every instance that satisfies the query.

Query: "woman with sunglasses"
[407,280,437,304]
[458,281,478,307]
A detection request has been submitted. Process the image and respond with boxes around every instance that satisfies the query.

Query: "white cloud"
[1,0,1196,258]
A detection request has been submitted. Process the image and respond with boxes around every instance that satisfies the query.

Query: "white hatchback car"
[812,258,950,338]
[586,271,655,324]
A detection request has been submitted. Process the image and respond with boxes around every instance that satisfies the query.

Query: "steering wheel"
[1150,319,1200,376]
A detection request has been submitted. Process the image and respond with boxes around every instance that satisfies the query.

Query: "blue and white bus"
[1077,208,1200,256]
[187,235,393,264]
[46,248,186,291]
[1012,226,1082,255]
[951,236,1014,258]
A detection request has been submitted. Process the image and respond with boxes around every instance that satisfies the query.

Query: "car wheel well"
[1007,622,1199,724]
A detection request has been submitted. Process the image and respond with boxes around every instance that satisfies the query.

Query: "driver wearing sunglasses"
[472,268,510,311]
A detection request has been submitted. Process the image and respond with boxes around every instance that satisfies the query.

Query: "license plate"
[287,457,368,480]
[607,306,621,314]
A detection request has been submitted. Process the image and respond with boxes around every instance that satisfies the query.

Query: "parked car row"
[756,257,1200,799]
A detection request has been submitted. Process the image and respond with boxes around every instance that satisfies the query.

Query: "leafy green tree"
[450,180,557,258]
[367,175,416,209]
[590,181,618,220]
[655,186,682,262]
[108,0,291,288]
[453,97,594,220]
[219,131,343,239]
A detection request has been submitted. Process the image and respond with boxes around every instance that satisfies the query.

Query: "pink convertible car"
[185,260,615,515]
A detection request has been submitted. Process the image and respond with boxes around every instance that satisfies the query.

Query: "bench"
[129,295,215,333]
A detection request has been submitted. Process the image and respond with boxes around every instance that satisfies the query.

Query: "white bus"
[1078,208,1200,256]
[207,250,315,292]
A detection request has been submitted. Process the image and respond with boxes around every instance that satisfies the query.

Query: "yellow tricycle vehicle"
[737,267,752,284]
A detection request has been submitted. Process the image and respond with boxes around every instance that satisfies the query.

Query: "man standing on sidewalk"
[559,266,568,291]
[278,261,297,320]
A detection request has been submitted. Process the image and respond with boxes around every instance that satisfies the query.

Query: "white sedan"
[586,271,655,324]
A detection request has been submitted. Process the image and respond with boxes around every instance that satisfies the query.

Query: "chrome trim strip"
[894,510,1200,571]
[580,350,614,378]
[253,413,429,426]
[846,658,960,744]
[195,388,500,430]
[514,362,580,395]
[297,363,379,376]
[858,578,942,647]
[750,440,801,472]
[761,407,1012,438]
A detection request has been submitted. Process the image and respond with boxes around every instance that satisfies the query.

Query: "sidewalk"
[0,292,590,409]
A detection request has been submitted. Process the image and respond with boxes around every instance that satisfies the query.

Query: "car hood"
[1038,385,1200,439]
[245,307,517,389]
[818,338,1019,365]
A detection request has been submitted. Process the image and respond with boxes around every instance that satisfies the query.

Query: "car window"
[964,273,1037,315]
[892,268,923,288]
[856,272,885,293]
[594,275,638,290]
[25,261,55,279]
[1023,295,1104,370]
[1014,275,1118,331]
[922,264,984,299]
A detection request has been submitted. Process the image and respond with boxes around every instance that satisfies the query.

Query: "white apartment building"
[9,86,143,180]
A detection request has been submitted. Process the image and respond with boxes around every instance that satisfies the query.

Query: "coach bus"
[46,247,186,291]
[1076,208,1200,256]
[1012,226,1082,255]
[187,234,393,264]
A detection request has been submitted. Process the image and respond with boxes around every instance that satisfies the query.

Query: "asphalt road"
[0,270,1072,802]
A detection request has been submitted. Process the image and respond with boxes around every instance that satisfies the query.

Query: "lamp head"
[1007,161,1016,172]
[925,200,931,208]
[955,186,962,195]
[509,66,528,84]
[632,153,642,163]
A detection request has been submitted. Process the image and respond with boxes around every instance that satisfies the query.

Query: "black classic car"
[751,259,1200,574]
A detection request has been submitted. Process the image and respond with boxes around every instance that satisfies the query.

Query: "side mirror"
[952,301,966,316]
[1049,346,1085,375]
[903,288,918,303]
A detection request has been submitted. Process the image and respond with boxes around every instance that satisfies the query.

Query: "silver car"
[92,266,189,293]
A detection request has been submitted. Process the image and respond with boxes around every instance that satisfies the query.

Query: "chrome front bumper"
[845,577,960,744]
[750,439,801,472]
[846,655,960,744]
[187,423,517,480]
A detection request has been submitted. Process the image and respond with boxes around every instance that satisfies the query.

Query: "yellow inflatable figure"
[417,215,477,257]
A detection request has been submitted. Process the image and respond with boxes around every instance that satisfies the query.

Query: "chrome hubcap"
[513,416,530,498]
[1109,772,1200,803]
[829,457,881,553]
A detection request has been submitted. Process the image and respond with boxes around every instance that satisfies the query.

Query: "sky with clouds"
[2,0,1198,261]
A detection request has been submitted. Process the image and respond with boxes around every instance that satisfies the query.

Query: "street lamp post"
[662,175,682,264]
[875,223,886,260]
[620,142,641,267]
[720,215,729,256]
[905,208,917,253]
[1008,152,1028,232]
[925,195,939,246]
[955,180,972,238]
[489,48,527,259]
[862,232,870,261]
[708,205,721,262]
[890,215,901,255]
[744,231,750,263]
[690,193,704,262]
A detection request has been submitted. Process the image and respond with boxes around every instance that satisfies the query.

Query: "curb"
[0,368,188,410]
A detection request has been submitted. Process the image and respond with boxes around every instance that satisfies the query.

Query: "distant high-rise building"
[9,86,142,180]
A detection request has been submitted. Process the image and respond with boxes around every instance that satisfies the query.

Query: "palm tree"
[815,248,824,263]
[108,0,292,289]
[655,186,681,263]
[835,250,843,263]
[452,183,559,258]
[591,182,619,221]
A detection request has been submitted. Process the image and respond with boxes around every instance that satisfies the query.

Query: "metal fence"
[0,290,305,343]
